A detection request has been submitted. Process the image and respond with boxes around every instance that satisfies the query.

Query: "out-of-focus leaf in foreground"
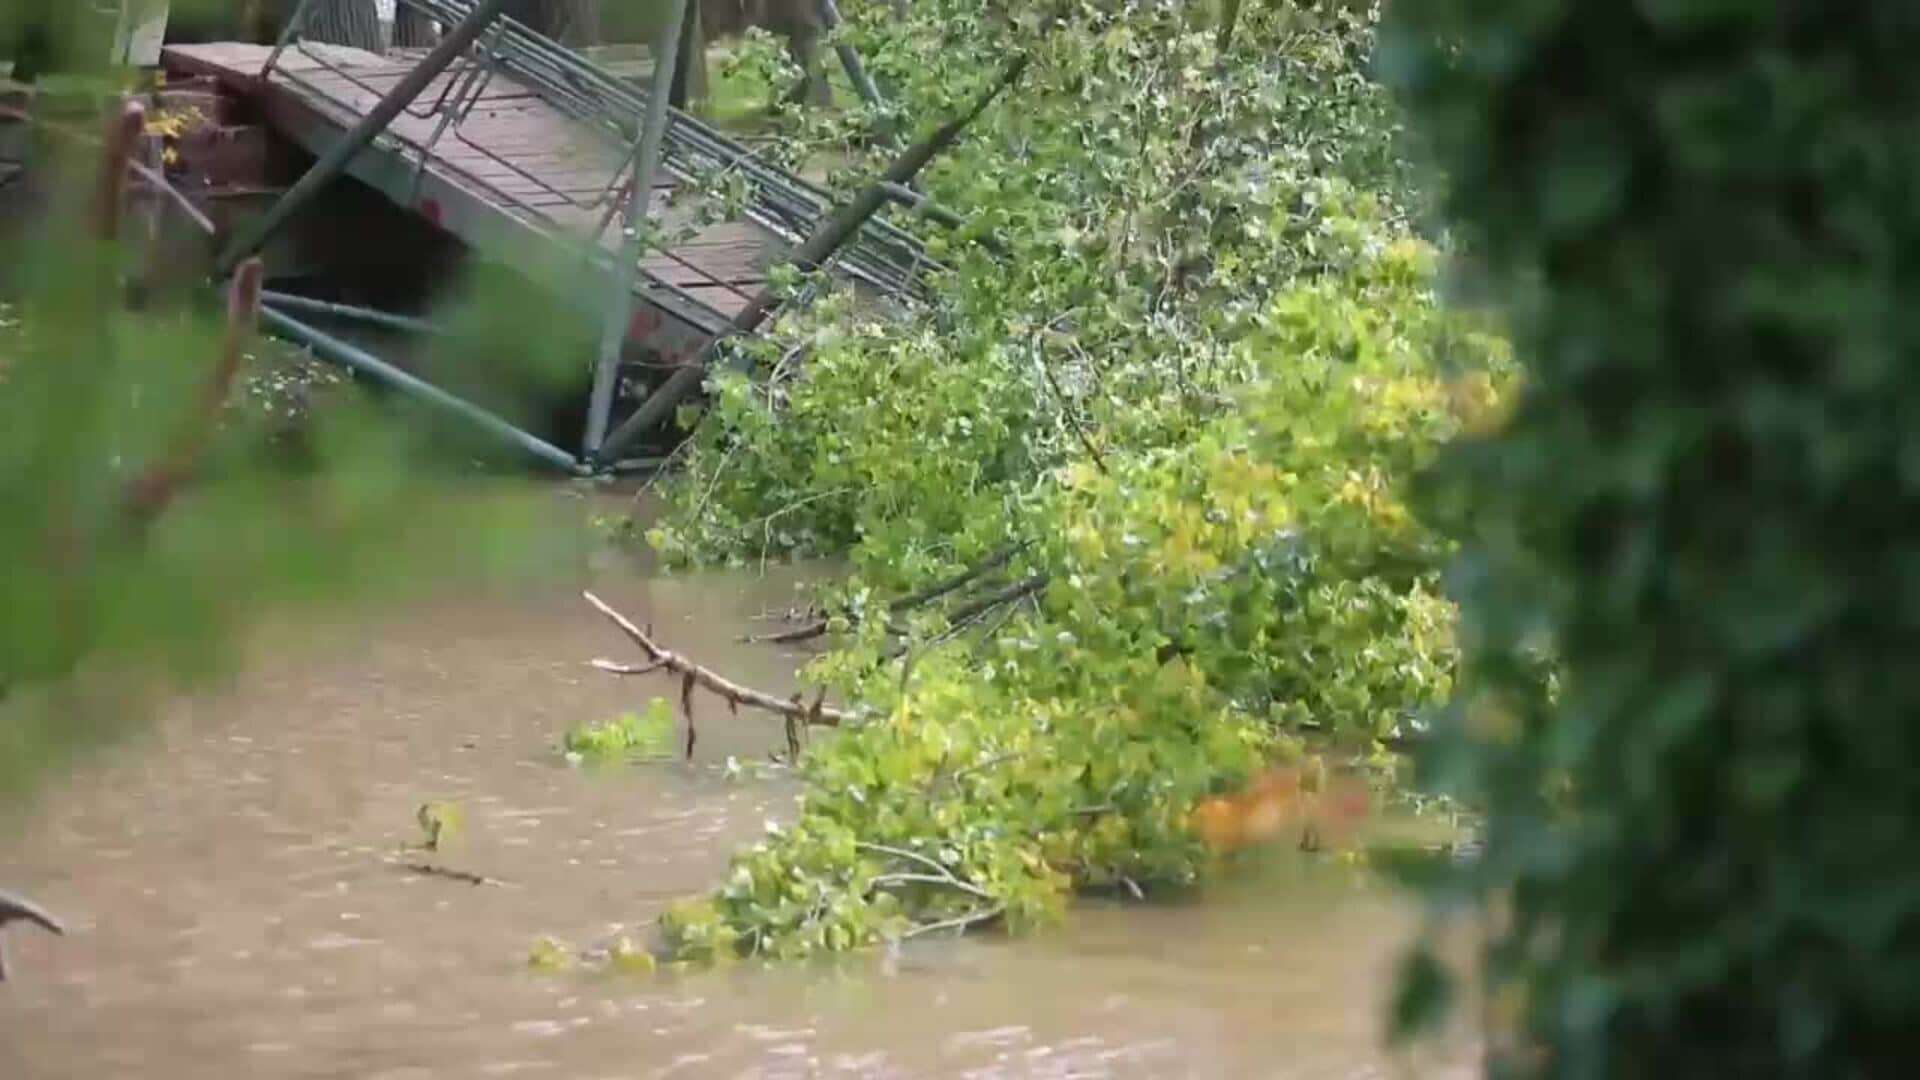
[1,85,572,803]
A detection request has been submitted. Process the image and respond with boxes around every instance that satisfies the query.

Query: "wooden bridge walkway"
[164,39,801,368]
[132,0,969,473]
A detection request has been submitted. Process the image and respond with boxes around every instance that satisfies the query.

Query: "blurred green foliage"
[1383,2,1920,1074]
[1,20,569,805]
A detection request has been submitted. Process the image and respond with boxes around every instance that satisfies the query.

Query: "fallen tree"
[601,1,1513,961]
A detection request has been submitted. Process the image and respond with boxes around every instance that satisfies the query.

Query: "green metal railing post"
[581,0,688,458]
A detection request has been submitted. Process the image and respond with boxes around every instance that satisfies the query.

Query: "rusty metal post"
[581,0,688,457]
[215,0,516,277]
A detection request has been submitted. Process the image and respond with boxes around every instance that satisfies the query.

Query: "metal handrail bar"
[412,0,937,299]
[242,1,931,341]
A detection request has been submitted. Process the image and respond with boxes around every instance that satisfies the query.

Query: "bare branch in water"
[394,861,505,887]
[591,658,670,676]
[900,905,1005,940]
[0,887,66,983]
[0,889,65,936]
[584,593,867,749]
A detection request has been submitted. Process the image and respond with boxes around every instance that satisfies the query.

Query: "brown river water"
[0,493,1475,1079]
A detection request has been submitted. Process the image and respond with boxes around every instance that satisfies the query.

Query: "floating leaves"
[415,800,464,852]
[562,698,676,762]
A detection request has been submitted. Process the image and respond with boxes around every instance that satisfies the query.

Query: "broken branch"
[680,670,698,760]
[880,574,1048,661]
[0,887,65,984]
[120,258,264,531]
[744,543,1027,644]
[590,658,671,676]
[395,861,505,887]
[942,574,1047,627]
[584,591,865,734]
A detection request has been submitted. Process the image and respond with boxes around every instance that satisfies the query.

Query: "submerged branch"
[869,872,997,904]
[0,887,66,984]
[394,861,506,887]
[900,905,1005,940]
[856,841,1004,931]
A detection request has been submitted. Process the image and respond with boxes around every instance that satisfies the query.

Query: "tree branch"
[744,543,1028,644]
[0,887,65,984]
[857,841,999,908]
[869,872,997,903]
[0,889,64,936]
[900,905,1004,939]
[120,258,264,532]
[584,591,866,743]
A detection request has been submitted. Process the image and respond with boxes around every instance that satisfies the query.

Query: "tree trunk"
[505,0,600,45]
[668,0,707,109]
[392,7,441,48]
[302,0,384,52]
[557,0,602,46]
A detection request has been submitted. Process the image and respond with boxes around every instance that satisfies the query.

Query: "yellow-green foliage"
[563,697,676,759]
[638,1,1516,959]
[659,235,1512,959]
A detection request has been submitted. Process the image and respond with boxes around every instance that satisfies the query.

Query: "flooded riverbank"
[1,494,1473,1078]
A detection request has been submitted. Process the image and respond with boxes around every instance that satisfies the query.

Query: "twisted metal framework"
[228,0,949,472]
[258,0,935,334]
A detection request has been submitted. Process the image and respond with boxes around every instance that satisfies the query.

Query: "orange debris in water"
[1189,763,1372,855]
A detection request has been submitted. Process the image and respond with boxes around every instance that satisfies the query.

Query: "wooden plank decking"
[161,40,785,356]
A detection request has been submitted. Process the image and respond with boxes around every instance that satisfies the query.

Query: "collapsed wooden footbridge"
[124,0,1000,473]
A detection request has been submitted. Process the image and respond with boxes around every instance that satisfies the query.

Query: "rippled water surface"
[1,499,1472,1078]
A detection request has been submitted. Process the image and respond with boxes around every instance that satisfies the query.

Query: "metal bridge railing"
[253,3,765,330]
[254,0,938,330]
[409,0,938,301]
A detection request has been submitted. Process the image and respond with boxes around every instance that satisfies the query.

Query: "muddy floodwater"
[1,497,1474,1078]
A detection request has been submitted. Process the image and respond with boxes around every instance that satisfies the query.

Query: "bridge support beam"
[261,306,583,474]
